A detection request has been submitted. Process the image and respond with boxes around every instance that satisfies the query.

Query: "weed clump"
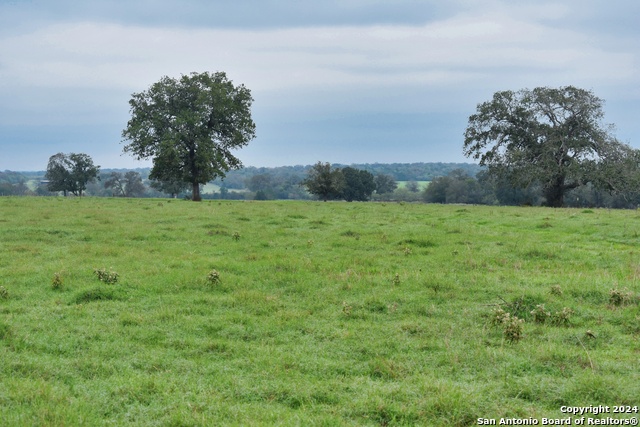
[94,268,119,284]
[0,286,8,300]
[551,307,574,326]
[52,272,63,290]
[207,270,221,285]
[530,304,551,324]
[503,314,524,343]
[232,231,241,241]
[342,301,352,317]
[490,306,524,343]
[609,287,633,307]
[392,273,401,286]
[490,307,509,326]
[550,285,563,296]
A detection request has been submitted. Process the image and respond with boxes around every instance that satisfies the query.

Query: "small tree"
[45,153,99,196]
[302,162,344,201]
[405,180,420,193]
[104,171,146,197]
[46,153,73,196]
[341,167,376,201]
[374,174,398,194]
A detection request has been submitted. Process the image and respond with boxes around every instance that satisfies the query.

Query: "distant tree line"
[5,158,640,207]
[422,168,640,208]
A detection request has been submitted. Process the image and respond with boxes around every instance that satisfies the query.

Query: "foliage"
[423,169,489,204]
[405,180,420,192]
[45,152,100,197]
[0,170,27,184]
[464,86,638,207]
[103,171,146,197]
[374,173,397,194]
[0,181,30,196]
[302,162,344,201]
[122,71,256,201]
[340,167,376,201]
[303,163,377,202]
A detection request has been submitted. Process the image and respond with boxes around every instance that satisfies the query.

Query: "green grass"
[0,197,639,425]
[396,180,430,190]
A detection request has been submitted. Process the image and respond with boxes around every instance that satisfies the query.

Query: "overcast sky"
[1,0,639,171]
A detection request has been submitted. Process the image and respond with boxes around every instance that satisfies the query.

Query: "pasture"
[0,197,638,426]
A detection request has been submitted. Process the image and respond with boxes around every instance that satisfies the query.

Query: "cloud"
[0,0,638,170]
[3,9,635,95]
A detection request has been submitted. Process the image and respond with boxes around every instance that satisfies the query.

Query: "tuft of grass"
[551,307,575,326]
[51,272,63,290]
[609,287,633,306]
[530,304,551,324]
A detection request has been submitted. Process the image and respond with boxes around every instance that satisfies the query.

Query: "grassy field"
[0,197,639,426]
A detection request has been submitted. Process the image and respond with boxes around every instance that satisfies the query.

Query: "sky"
[1,0,639,171]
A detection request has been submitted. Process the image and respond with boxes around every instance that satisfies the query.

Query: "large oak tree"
[463,86,634,207]
[122,72,256,201]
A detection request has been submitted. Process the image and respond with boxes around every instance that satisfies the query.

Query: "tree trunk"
[543,175,565,207]
[192,182,201,201]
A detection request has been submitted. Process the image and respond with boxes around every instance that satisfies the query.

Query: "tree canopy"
[45,153,100,197]
[302,162,344,201]
[122,71,256,201]
[302,162,377,202]
[463,86,637,207]
[341,167,376,202]
[104,171,146,197]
